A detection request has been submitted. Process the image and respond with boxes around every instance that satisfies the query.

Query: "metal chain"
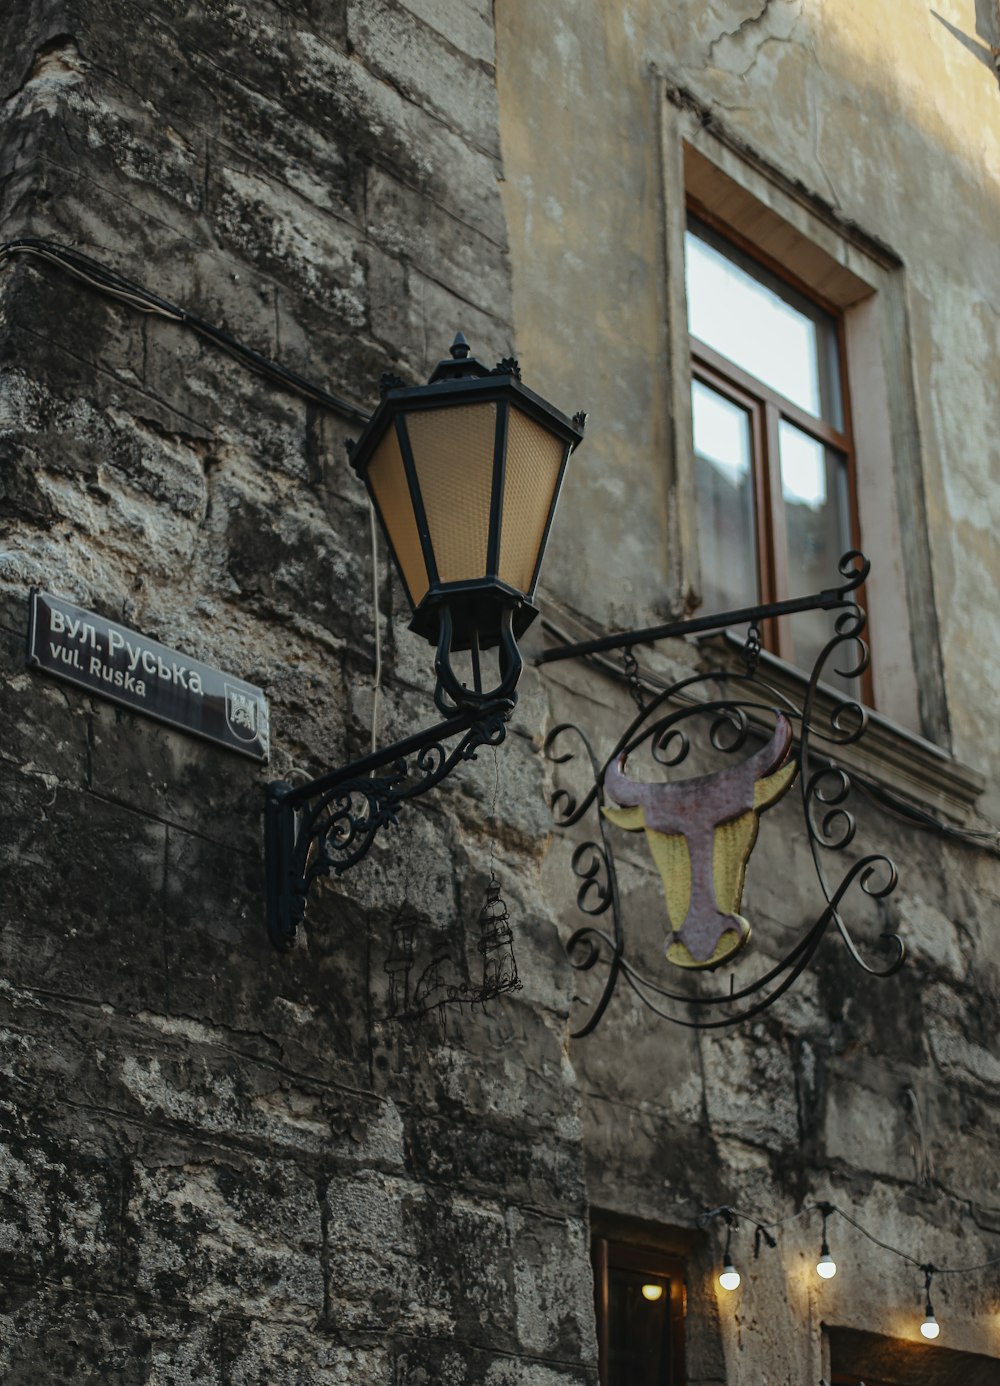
[488,744,500,882]
[743,622,762,678]
[621,646,646,712]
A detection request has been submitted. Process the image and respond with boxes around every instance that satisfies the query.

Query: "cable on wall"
[368,499,383,760]
[0,238,373,426]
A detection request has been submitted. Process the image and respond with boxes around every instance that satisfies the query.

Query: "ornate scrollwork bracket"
[265,698,513,949]
[540,552,904,1034]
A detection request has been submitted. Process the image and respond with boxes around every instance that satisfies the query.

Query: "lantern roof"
[348,334,586,484]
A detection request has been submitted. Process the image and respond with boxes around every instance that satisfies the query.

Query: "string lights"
[816,1201,837,1280]
[699,1206,776,1294]
[920,1265,940,1340]
[698,1200,1000,1343]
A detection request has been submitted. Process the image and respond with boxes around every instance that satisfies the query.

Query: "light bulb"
[719,1259,741,1291]
[816,1252,837,1279]
[641,1283,664,1302]
[920,1312,940,1340]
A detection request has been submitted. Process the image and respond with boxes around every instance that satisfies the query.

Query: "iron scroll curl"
[541,552,903,1035]
[267,699,513,950]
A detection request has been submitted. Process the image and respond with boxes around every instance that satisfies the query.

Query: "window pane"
[686,222,842,426]
[779,420,854,688]
[608,1268,672,1385]
[692,379,759,614]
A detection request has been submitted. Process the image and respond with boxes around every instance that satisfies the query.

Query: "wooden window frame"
[687,200,874,706]
[592,1236,686,1386]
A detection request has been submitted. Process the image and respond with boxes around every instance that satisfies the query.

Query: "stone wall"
[0,1,598,1380]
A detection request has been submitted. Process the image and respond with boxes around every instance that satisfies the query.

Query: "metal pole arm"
[536,551,869,666]
[265,697,514,949]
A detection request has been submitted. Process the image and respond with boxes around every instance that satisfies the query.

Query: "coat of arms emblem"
[224,683,260,742]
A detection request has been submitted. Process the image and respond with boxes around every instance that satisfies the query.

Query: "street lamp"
[350,333,585,712]
[265,334,585,948]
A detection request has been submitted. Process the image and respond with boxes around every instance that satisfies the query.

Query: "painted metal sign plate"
[27,590,270,762]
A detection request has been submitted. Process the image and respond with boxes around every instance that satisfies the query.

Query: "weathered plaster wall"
[0,1,598,1380]
[496,2,1000,1384]
[496,0,1000,799]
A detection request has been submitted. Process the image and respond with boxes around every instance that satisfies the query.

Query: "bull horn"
[603,752,643,807]
[745,713,793,782]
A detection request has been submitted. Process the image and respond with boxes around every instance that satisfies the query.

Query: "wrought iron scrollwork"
[541,551,903,1034]
[266,699,513,949]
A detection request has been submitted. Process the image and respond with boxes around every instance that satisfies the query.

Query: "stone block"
[0,1138,57,1277]
[700,1024,800,1152]
[822,1073,913,1178]
[0,775,169,1012]
[396,0,495,65]
[406,266,513,377]
[0,620,91,789]
[224,1321,391,1385]
[0,1283,222,1384]
[366,165,510,319]
[88,696,266,846]
[348,0,501,157]
[506,1207,595,1362]
[323,1170,519,1349]
[373,988,579,1137]
[581,1092,720,1226]
[208,162,366,326]
[55,1154,124,1288]
[210,466,374,639]
[162,825,373,1091]
[393,1339,599,1385]
[66,81,205,216]
[288,28,509,245]
[129,1156,323,1316]
[403,1111,584,1216]
[925,980,1000,1091]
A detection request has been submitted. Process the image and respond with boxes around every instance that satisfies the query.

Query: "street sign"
[27,590,270,763]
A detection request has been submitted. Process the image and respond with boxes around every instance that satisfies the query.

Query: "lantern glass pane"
[498,406,566,595]
[367,424,429,607]
[405,402,497,583]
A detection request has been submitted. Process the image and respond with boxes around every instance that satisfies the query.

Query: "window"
[592,1238,686,1385]
[685,214,861,690]
[663,124,953,740]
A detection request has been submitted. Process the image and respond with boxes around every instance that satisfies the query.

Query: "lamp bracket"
[266,697,514,949]
[432,603,523,714]
[540,551,905,1034]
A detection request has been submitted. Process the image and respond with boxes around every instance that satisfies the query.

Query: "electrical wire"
[368,499,382,761]
[702,1201,1000,1276]
[823,1202,1000,1276]
[0,237,372,425]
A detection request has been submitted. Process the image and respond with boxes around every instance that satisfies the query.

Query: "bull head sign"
[602,716,797,970]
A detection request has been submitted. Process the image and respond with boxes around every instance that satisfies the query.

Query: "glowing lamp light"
[920,1312,940,1340]
[815,1204,837,1282]
[641,1283,664,1302]
[719,1259,742,1292]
